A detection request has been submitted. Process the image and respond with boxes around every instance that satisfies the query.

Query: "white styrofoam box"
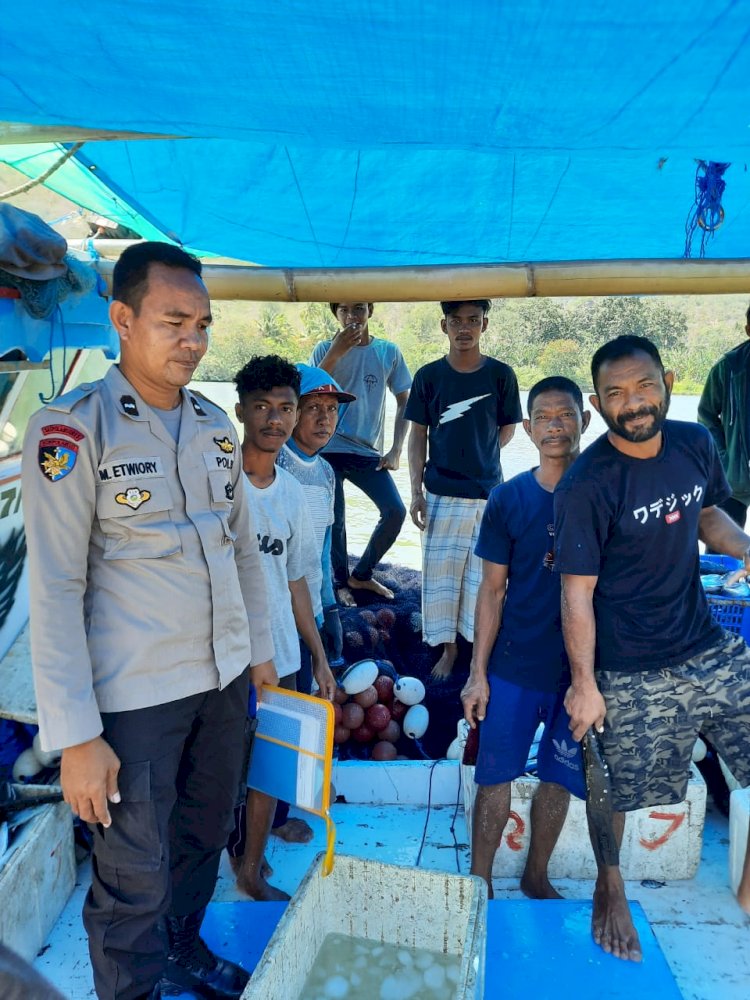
[719,754,742,794]
[729,787,750,895]
[0,786,75,961]
[242,853,488,999]
[461,762,706,881]
[332,758,462,805]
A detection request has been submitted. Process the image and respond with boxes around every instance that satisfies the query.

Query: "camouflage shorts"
[597,632,750,812]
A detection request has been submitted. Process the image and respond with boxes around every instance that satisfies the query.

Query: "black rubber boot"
[165,909,249,999]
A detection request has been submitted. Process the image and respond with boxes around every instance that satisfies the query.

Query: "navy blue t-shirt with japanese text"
[405,357,522,499]
[554,421,730,673]
[475,470,567,692]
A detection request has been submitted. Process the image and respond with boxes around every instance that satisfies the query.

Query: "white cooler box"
[242,853,488,999]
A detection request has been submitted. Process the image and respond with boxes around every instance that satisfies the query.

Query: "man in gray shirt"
[310,303,412,603]
[23,242,275,1000]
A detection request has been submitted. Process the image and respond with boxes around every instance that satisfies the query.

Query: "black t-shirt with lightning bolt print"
[405,356,522,499]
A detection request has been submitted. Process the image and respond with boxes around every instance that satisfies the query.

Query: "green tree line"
[195,294,749,393]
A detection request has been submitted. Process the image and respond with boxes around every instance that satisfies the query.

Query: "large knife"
[582,727,620,867]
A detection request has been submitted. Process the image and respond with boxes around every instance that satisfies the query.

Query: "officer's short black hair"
[234,355,302,403]
[591,335,665,392]
[113,242,202,313]
[440,300,492,316]
[527,376,584,416]
[746,301,750,324]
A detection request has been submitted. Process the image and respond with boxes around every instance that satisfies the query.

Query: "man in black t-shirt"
[555,334,750,962]
[407,300,522,678]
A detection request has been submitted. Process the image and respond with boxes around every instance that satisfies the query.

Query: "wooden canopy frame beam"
[80,244,750,300]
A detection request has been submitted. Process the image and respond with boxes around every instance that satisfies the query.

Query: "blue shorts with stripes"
[474,674,585,798]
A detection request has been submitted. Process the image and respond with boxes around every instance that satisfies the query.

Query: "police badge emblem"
[214,436,234,454]
[115,487,152,510]
[38,438,79,482]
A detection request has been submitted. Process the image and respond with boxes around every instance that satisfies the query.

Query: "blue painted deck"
[200,898,682,999]
[36,794,750,999]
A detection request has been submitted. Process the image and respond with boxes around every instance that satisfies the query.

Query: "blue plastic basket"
[699,554,742,574]
[700,554,750,640]
[707,595,750,641]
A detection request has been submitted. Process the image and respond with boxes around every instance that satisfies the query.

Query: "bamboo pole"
[88,252,750,301]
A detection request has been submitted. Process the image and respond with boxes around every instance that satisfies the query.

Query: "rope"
[0,143,85,201]
[414,756,464,874]
[684,160,730,258]
[38,306,67,404]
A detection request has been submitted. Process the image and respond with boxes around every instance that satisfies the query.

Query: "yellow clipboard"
[248,685,337,875]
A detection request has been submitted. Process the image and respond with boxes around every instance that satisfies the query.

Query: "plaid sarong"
[421,491,486,646]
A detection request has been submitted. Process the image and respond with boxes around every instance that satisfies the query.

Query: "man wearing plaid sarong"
[407,300,522,678]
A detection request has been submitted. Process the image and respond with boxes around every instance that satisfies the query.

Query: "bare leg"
[347,575,394,600]
[431,641,458,681]
[588,810,642,962]
[520,782,570,899]
[235,790,290,902]
[737,825,750,914]
[228,854,273,879]
[470,783,511,900]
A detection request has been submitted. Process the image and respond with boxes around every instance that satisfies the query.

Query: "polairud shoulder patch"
[41,423,85,442]
[38,438,79,482]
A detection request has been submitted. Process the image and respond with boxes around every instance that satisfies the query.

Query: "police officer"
[22,242,276,1000]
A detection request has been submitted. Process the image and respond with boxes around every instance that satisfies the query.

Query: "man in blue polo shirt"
[461,376,588,899]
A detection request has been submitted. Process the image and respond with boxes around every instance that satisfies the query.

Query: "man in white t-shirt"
[277,364,357,670]
[226,355,336,902]
[310,303,412,604]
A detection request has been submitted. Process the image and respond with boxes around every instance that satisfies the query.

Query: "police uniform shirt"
[22,364,274,751]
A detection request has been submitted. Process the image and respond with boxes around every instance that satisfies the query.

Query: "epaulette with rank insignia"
[45,382,99,415]
[188,390,224,416]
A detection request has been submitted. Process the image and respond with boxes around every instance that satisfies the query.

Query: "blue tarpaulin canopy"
[1,2,749,267]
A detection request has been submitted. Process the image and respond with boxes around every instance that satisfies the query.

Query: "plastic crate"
[707,595,750,641]
[699,554,742,574]
[700,554,750,641]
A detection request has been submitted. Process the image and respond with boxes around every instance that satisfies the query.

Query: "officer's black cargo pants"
[82,670,249,1000]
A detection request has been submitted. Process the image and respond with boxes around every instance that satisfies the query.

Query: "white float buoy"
[32,733,62,768]
[691,737,707,763]
[12,747,43,782]
[403,704,429,739]
[393,676,425,706]
[340,659,379,695]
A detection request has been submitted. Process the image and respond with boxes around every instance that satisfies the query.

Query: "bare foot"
[337,586,356,607]
[347,575,394,600]
[235,870,290,902]
[270,817,314,843]
[228,853,273,878]
[592,882,642,961]
[431,643,458,680]
[520,871,564,900]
